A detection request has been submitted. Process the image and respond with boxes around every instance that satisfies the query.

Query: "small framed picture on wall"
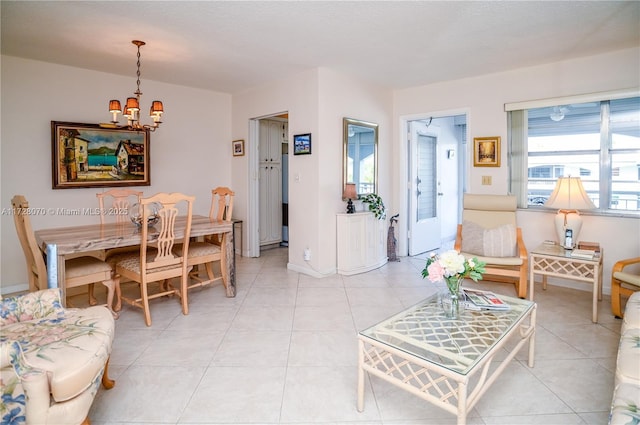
[232,139,245,156]
[473,136,500,167]
[293,133,311,155]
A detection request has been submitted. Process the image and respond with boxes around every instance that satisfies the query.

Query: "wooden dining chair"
[114,192,195,326]
[96,188,143,225]
[88,188,143,307]
[184,187,234,292]
[11,195,119,315]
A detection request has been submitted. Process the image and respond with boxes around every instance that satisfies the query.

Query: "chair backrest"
[11,195,48,291]
[96,188,143,224]
[209,187,235,222]
[139,192,194,276]
[462,194,518,228]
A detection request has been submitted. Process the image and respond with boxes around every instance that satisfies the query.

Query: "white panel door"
[409,121,441,255]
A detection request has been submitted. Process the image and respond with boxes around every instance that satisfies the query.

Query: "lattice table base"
[529,246,603,323]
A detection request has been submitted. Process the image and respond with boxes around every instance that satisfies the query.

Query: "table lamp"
[544,176,595,249]
[343,183,357,214]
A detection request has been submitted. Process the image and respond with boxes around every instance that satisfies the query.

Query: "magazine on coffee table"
[462,288,511,311]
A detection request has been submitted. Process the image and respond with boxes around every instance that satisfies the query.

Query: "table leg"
[46,244,68,307]
[223,230,236,297]
[528,306,536,368]
[592,266,599,323]
[357,339,365,412]
[529,263,535,300]
[457,381,468,425]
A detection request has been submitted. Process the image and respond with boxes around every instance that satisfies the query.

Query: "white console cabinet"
[336,212,387,275]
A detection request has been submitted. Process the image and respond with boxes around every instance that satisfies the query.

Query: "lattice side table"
[529,243,603,322]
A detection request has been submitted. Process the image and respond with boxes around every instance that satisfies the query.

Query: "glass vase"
[440,277,465,319]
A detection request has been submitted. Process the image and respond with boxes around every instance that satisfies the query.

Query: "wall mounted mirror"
[343,117,378,198]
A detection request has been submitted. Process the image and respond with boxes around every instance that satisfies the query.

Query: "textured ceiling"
[2,1,639,94]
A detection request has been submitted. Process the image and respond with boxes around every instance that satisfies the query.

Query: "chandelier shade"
[106,40,163,131]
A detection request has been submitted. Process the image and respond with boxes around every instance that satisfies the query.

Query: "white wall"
[231,67,392,275]
[1,56,232,292]
[393,47,640,294]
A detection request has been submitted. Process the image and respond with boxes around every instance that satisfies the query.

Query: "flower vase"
[440,277,465,319]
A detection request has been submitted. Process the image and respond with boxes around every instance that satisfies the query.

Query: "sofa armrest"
[1,289,65,325]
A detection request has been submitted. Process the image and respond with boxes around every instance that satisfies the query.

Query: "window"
[509,95,640,212]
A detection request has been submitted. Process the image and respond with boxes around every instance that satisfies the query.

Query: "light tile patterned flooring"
[81,247,620,424]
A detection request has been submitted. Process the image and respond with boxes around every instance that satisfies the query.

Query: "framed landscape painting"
[51,121,150,189]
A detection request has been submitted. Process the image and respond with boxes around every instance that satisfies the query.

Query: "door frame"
[398,109,469,257]
[248,112,289,258]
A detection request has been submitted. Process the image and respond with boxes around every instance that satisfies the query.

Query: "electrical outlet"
[303,248,311,261]
[482,176,492,185]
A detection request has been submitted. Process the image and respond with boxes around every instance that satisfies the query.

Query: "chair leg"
[113,276,122,312]
[611,277,623,318]
[181,269,191,316]
[141,282,152,327]
[88,283,97,306]
[101,276,120,318]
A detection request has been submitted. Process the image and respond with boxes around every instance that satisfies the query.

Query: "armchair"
[0,288,115,425]
[611,257,640,318]
[454,194,528,298]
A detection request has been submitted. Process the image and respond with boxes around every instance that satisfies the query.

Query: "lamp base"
[346,199,355,214]
[554,210,582,249]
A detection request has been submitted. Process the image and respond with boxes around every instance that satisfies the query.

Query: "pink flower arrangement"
[421,250,485,294]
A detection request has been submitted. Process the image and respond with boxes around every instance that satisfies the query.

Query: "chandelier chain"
[135,44,142,96]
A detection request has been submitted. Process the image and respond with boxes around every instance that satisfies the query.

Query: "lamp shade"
[149,100,164,115]
[125,97,140,111]
[544,176,595,247]
[544,177,595,211]
[109,100,122,112]
[343,183,357,200]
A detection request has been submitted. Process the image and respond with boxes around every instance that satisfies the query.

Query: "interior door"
[409,121,441,255]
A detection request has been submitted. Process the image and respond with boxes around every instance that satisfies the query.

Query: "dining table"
[34,215,235,306]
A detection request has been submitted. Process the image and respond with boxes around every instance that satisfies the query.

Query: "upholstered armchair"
[0,288,115,425]
[454,194,528,298]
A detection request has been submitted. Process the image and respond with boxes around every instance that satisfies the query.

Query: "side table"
[529,243,603,323]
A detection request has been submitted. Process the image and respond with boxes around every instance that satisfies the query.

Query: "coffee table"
[357,292,536,425]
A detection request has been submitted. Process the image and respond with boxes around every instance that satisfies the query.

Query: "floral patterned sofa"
[0,288,115,425]
[609,290,640,424]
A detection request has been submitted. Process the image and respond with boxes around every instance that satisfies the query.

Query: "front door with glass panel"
[409,121,441,255]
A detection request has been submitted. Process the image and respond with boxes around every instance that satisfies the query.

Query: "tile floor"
[80,247,621,424]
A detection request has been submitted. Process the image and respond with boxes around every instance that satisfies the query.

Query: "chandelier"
[108,40,163,131]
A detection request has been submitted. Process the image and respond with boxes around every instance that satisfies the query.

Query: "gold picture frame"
[232,139,245,156]
[473,136,500,167]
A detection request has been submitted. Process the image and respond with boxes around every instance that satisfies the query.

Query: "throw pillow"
[461,220,485,256]
[483,223,517,257]
[461,221,517,257]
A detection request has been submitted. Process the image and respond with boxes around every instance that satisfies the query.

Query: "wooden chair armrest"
[454,224,463,251]
[516,227,528,259]
[613,257,640,273]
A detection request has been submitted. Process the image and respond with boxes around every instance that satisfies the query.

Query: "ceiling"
[2,1,639,94]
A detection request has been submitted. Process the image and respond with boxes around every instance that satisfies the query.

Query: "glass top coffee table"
[357,291,536,425]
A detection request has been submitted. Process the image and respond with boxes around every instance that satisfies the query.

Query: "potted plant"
[360,193,386,220]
